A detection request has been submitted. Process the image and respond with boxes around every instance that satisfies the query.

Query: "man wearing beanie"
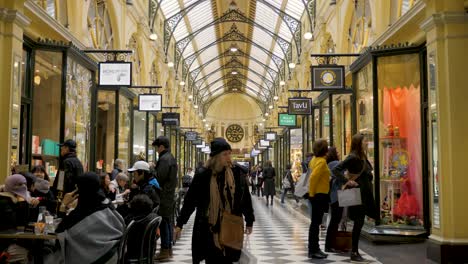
[152,136,177,261]
[175,137,255,263]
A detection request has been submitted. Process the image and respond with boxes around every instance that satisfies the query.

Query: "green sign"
[278,113,296,127]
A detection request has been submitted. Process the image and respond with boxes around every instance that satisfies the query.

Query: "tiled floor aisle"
[170,196,381,263]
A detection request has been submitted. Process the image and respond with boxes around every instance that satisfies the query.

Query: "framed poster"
[99,62,132,86]
[311,65,345,91]
[260,139,270,147]
[138,94,162,111]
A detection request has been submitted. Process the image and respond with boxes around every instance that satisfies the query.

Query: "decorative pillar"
[0,0,30,182]
[420,0,468,262]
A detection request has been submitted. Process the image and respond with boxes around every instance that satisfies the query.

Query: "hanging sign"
[196,141,205,149]
[260,139,270,147]
[278,113,297,127]
[192,139,202,145]
[265,132,277,141]
[201,146,210,153]
[138,94,162,111]
[288,98,312,115]
[185,131,198,141]
[98,62,132,86]
[244,153,251,158]
[162,113,180,126]
[311,65,345,91]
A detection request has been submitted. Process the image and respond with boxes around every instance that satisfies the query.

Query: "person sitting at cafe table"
[109,172,131,202]
[46,172,125,264]
[31,165,57,215]
[0,174,34,263]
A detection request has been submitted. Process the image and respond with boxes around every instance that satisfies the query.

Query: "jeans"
[160,216,173,249]
[308,193,329,253]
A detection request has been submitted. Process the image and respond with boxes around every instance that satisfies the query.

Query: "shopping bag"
[294,170,311,198]
[220,211,244,250]
[337,188,362,207]
[237,235,257,264]
[330,231,352,252]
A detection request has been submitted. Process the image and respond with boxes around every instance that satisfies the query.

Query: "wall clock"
[225,124,244,143]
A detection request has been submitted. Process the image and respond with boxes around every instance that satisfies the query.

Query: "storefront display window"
[96,91,116,173]
[65,57,92,171]
[31,50,63,176]
[147,114,155,163]
[118,95,131,164]
[428,52,439,228]
[377,54,423,228]
[290,128,302,182]
[356,63,374,167]
[10,55,22,170]
[321,99,330,143]
[332,95,352,156]
[133,110,147,162]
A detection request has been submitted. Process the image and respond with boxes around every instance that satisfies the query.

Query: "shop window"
[428,52,439,228]
[290,128,302,182]
[34,0,68,26]
[147,114,155,163]
[321,99,330,142]
[31,50,63,176]
[87,0,114,49]
[96,91,116,173]
[133,111,147,162]
[118,95,131,165]
[377,54,423,227]
[356,63,374,167]
[65,57,92,171]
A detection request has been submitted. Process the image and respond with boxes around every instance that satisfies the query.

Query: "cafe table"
[0,231,57,264]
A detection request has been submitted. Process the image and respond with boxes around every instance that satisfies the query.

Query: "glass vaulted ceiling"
[159,0,306,105]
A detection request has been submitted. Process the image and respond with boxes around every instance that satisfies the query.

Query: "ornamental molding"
[420,11,468,32]
[0,8,31,28]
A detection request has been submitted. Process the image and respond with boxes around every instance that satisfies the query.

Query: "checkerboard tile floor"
[170,197,382,263]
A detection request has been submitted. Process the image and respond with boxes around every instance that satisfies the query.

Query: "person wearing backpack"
[281,164,299,204]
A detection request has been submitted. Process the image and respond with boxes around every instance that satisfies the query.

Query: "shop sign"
[265,132,277,141]
[288,98,312,115]
[196,141,205,149]
[278,113,297,127]
[162,113,180,126]
[244,153,251,158]
[260,139,270,147]
[311,65,345,91]
[185,131,198,141]
[324,113,330,126]
[192,139,202,145]
[98,62,132,86]
[138,94,162,111]
[201,146,210,153]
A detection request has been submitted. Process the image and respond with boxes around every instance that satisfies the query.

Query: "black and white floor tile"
[170,197,381,263]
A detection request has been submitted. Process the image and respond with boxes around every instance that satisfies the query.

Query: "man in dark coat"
[262,160,276,206]
[175,138,255,263]
[152,136,177,261]
[53,139,84,201]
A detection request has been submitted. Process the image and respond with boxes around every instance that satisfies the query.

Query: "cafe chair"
[118,214,161,264]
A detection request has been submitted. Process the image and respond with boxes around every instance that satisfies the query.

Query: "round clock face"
[225,124,244,143]
[321,70,337,86]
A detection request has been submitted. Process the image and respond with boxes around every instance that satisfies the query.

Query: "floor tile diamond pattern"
[169,196,382,263]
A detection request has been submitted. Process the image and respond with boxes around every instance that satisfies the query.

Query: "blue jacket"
[328,160,343,204]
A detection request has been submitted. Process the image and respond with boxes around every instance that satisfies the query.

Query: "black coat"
[332,154,378,220]
[53,152,84,194]
[262,166,276,196]
[176,166,255,263]
[155,150,177,217]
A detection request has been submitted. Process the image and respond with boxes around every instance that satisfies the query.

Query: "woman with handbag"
[307,139,331,259]
[281,164,299,204]
[330,133,378,263]
[174,138,255,264]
